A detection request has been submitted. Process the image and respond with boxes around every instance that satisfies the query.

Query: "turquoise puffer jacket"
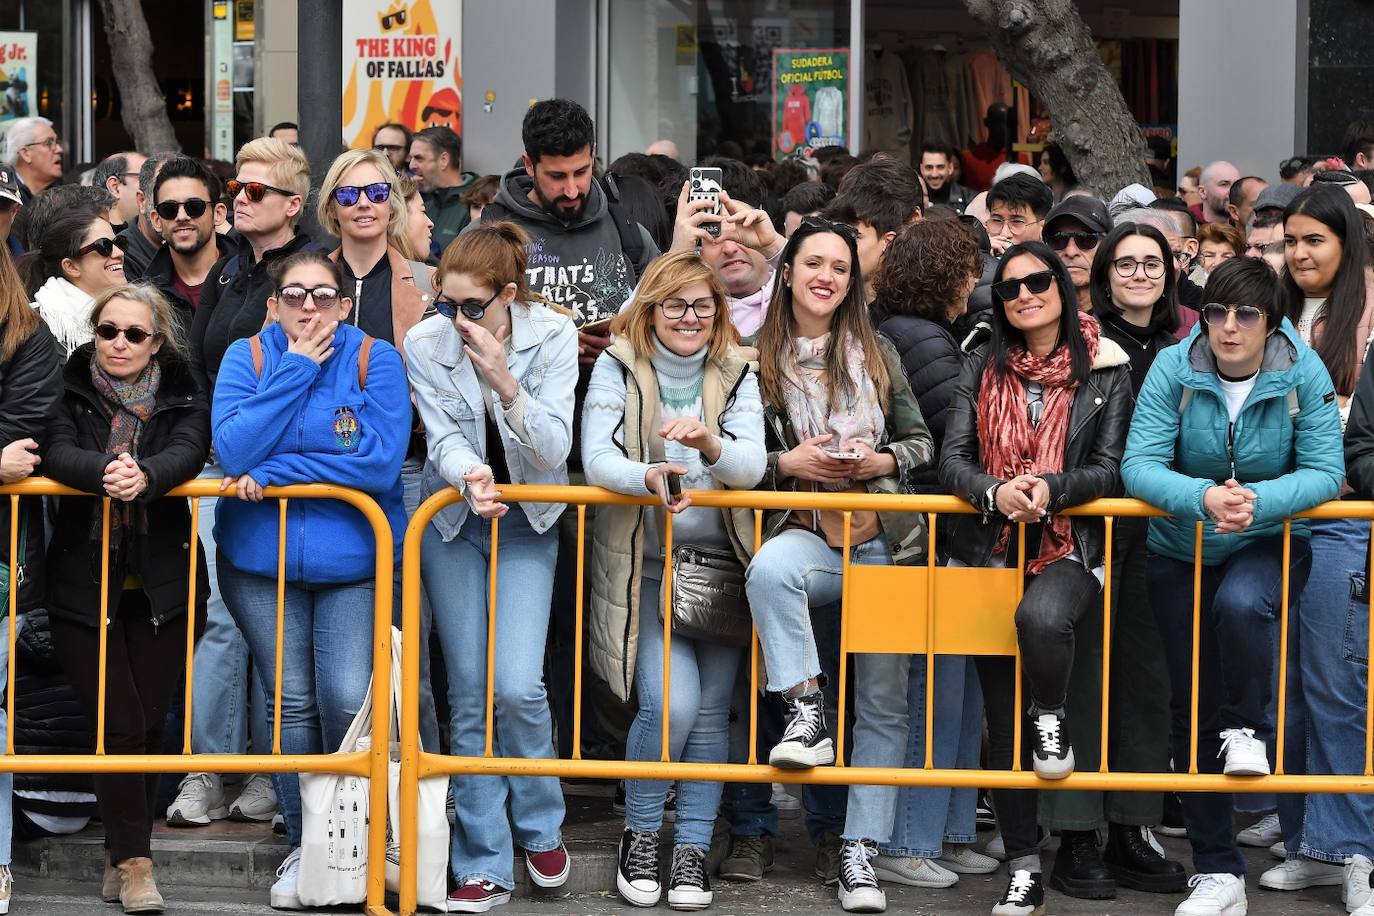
[1121,318,1344,565]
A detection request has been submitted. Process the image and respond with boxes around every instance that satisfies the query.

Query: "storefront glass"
[0,0,65,128]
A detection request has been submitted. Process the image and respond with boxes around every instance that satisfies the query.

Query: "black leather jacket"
[938,341,1133,571]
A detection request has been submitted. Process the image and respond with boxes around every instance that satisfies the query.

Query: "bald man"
[1198,160,1239,225]
[646,139,681,161]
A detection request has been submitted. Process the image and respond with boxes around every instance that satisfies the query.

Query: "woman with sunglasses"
[939,242,1132,916]
[20,199,127,359]
[745,218,933,913]
[211,250,410,911]
[42,283,210,914]
[582,252,764,910]
[1258,184,1374,899]
[189,138,318,394]
[404,221,577,913]
[1122,256,1343,916]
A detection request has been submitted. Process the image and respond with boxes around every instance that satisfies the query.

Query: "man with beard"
[409,125,474,258]
[141,155,233,327]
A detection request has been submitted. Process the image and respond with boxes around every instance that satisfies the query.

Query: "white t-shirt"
[1218,373,1258,423]
[1297,297,1325,343]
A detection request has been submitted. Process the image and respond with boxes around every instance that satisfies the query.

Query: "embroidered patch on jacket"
[333,407,360,448]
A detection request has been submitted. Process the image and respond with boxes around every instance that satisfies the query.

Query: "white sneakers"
[166,772,229,826]
[1218,728,1269,776]
[1346,854,1374,913]
[870,854,957,888]
[270,847,303,910]
[1258,856,1342,890]
[1176,872,1247,916]
[229,773,279,822]
[1236,812,1281,847]
[936,843,1000,874]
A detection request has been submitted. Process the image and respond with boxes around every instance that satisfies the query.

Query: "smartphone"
[689,167,724,237]
[665,471,683,504]
[823,447,863,461]
[580,314,614,336]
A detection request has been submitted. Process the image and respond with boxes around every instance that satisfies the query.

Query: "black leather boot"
[1049,829,1116,899]
[1102,822,1187,893]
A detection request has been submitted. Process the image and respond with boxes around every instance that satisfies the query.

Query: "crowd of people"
[1,102,1374,916]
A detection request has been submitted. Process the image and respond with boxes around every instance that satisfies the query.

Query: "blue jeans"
[1149,535,1312,876]
[399,459,441,755]
[423,509,563,889]
[882,655,982,858]
[1278,517,1374,863]
[746,528,907,844]
[217,559,376,848]
[192,465,271,757]
[626,575,741,850]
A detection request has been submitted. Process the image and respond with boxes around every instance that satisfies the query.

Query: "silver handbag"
[660,544,752,647]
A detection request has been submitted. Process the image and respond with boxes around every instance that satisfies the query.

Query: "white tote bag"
[297,684,374,906]
[385,629,450,910]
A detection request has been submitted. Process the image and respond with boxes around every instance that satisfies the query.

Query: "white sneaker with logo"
[166,772,229,826]
[1218,728,1268,776]
[229,772,279,822]
[270,847,303,910]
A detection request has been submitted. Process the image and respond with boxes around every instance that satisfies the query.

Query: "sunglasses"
[276,285,341,309]
[227,179,295,202]
[434,290,499,321]
[799,215,859,240]
[332,182,392,207]
[77,236,129,258]
[381,9,407,28]
[1201,303,1266,329]
[95,322,157,345]
[154,197,209,221]
[992,270,1054,303]
[1046,231,1101,252]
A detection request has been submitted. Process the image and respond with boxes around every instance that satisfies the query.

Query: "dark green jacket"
[422,172,476,260]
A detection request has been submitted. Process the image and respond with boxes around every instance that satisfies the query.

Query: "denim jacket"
[405,303,578,537]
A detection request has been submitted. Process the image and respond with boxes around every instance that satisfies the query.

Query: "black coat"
[42,344,211,628]
[141,233,236,330]
[0,321,61,613]
[877,312,962,492]
[938,343,1133,570]
[12,608,95,796]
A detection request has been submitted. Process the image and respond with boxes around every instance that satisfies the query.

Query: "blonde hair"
[234,138,311,224]
[610,251,737,360]
[316,148,408,247]
[89,282,188,359]
[393,176,423,261]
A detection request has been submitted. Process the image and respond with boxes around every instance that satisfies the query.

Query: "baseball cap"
[1043,195,1111,235]
[0,167,21,207]
[1252,183,1299,214]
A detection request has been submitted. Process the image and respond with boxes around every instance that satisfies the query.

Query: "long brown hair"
[0,246,38,362]
[757,220,890,412]
[610,251,737,360]
[438,221,565,314]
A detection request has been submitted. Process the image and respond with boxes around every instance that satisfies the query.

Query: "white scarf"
[782,332,884,490]
[33,276,95,358]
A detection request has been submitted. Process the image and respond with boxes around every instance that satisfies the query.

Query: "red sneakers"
[526,842,572,888]
[447,879,512,913]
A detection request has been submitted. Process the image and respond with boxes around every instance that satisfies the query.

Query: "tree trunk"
[961,0,1148,198]
[95,0,181,153]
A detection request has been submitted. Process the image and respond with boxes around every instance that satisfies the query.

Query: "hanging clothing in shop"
[814,86,846,146]
[864,48,913,159]
[903,46,968,151]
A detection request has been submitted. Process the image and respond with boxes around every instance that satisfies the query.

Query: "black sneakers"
[1030,712,1074,779]
[617,828,661,907]
[838,839,886,913]
[769,691,835,768]
[992,868,1046,916]
[667,845,712,911]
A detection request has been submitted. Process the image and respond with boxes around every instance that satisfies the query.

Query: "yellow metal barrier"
[396,484,1374,914]
[1,478,397,916]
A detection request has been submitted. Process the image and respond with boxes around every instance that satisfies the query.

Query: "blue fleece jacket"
[1121,318,1343,565]
[211,322,409,583]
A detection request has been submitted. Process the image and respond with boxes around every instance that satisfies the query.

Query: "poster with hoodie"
[772,49,847,162]
[341,0,462,147]
[0,33,35,123]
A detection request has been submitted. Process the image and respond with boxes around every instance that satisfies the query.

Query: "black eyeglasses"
[656,297,718,319]
[373,144,407,154]
[434,291,499,321]
[1046,231,1101,253]
[77,236,129,258]
[991,270,1054,302]
[154,198,209,221]
[1112,256,1168,279]
[1201,302,1266,329]
[227,179,295,202]
[95,322,158,345]
[332,182,392,207]
[276,285,341,310]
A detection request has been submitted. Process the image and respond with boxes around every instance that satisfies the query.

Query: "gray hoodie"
[476,169,659,327]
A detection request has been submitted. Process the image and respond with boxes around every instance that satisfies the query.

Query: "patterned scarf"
[89,359,162,548]
[976,315,1100,574]
[781,332,885,491]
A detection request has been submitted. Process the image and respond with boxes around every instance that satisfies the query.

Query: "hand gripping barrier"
[0,478,397,916]
[396,485,1374,915]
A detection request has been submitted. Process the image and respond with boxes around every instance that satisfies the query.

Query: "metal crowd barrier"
[0,479,397,916]
[396,485,1374,915]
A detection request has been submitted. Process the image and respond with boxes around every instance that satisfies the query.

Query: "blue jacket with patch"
[211,322,409,583]
[1121,318,1344,565]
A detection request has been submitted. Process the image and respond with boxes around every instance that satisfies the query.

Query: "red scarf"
[976,315,1101,574]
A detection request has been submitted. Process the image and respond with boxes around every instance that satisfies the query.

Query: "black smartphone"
[665,471,683,504]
